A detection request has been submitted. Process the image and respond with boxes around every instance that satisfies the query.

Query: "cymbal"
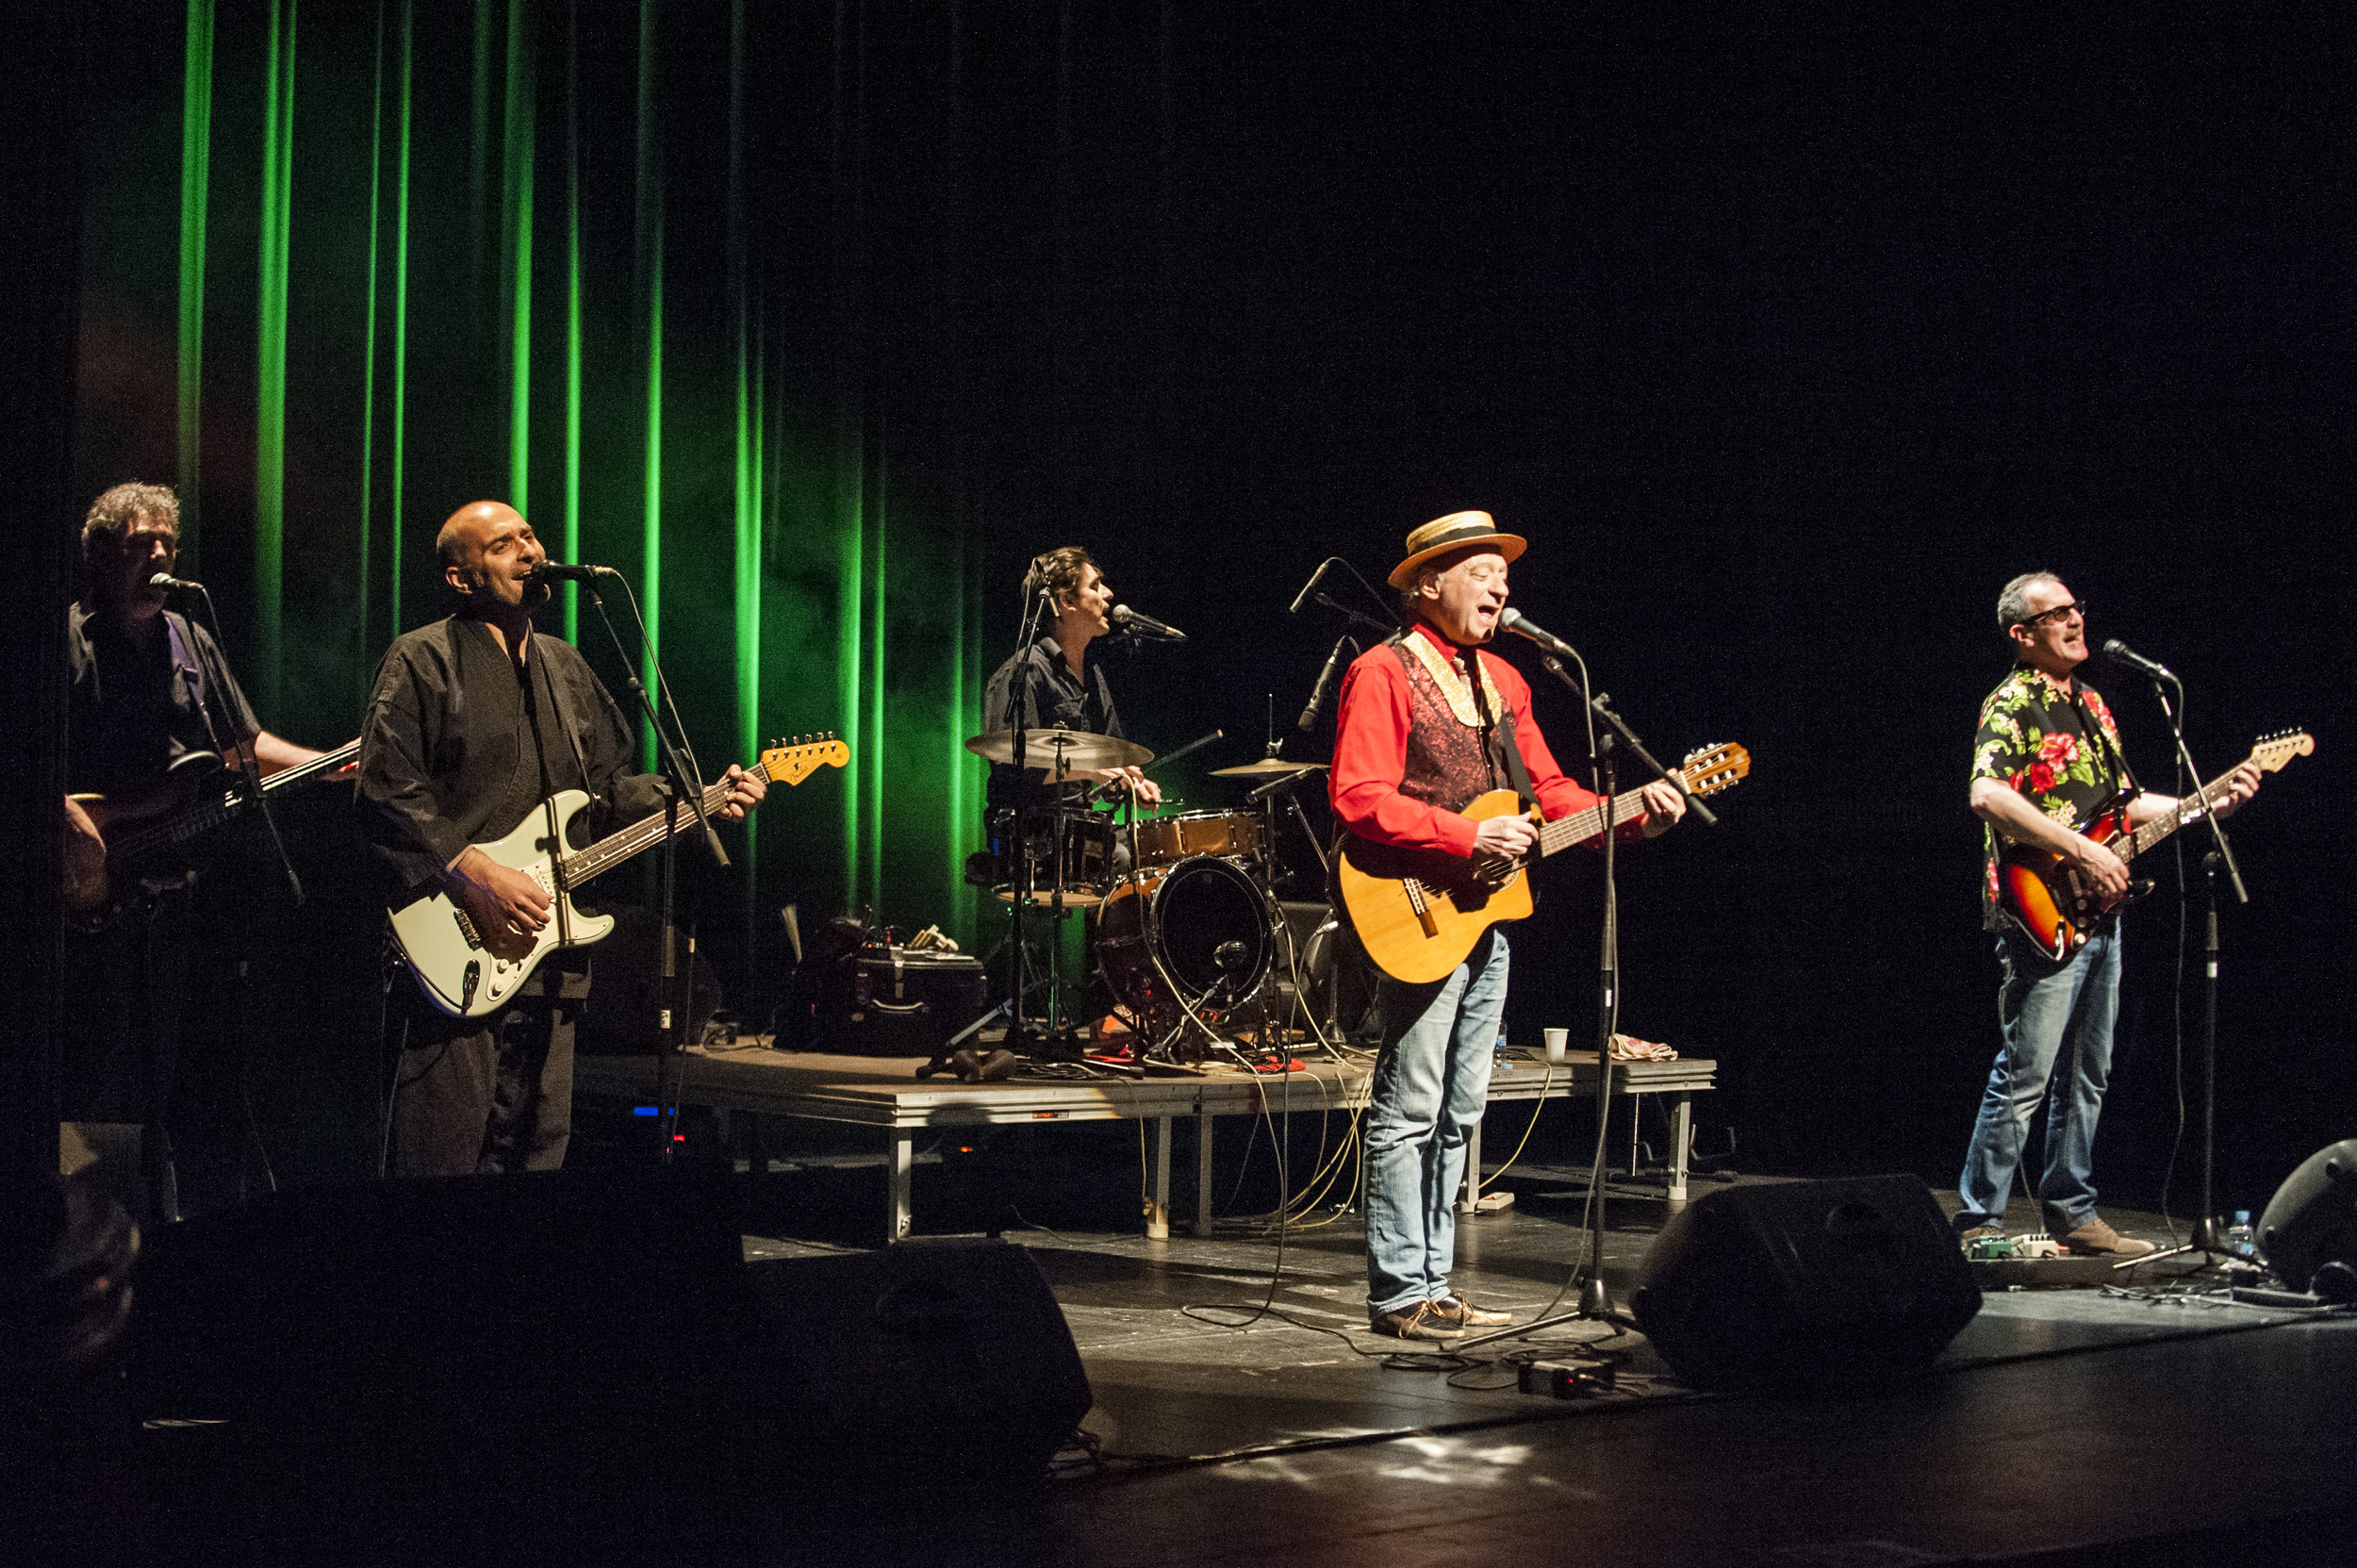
[964,728,1153,770]
[1208,757,1329,778]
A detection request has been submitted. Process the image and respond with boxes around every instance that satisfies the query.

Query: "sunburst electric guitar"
[390,736,848,1017]
[1337,743,1751,983]
[1996,729,2311,961]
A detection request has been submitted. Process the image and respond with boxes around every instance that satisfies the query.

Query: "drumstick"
[1087,728,1222,802]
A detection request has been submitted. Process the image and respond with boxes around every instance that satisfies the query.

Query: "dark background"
[25,1,2354,1216]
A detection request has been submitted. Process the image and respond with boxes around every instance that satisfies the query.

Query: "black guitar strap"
[2070,685,2139,803]
[1465,647,1538,811]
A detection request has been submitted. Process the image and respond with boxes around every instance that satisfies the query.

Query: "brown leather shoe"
[1427,1294,1514,1329]
[1370,1301,1463,1341]
[2058,1216,2155,1258]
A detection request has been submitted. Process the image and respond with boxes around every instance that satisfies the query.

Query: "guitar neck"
[107,740,359,863]
[1534,779,1666,858]
[557,770,746,886]
[2120,758,2246,863]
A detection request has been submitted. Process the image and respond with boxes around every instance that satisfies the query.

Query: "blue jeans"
[1364,927,1509,1319]
[1954,930,2121,1235]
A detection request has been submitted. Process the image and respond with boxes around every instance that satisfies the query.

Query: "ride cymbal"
[964,728,1153,770]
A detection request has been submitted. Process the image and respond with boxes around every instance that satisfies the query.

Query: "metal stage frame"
[575,1046,1715,1244]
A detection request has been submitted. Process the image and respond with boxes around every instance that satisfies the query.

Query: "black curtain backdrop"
[57,0,2354,1208]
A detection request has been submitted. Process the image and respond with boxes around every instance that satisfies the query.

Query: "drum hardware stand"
[2130,666,2250,1270]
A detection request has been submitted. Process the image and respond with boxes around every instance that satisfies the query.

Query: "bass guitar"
[65,740,362,921]
[389,736,848,1017]
[1336,743,1751,983]
[1997,729,2311,961]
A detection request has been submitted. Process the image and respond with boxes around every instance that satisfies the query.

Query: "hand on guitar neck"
[1472,776,1688,870]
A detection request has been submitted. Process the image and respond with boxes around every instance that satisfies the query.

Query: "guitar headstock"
[1677,742,1751,799]
[759,734,851,786]
[2250,730,2315,773]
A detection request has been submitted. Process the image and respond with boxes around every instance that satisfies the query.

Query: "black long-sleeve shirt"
[980,635,1127,815]
[356,615,668,894]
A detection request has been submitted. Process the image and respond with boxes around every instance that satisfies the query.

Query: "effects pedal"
[1518,1360,1616,1400]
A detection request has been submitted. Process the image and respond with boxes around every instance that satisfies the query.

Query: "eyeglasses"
[2018,601,2088,630]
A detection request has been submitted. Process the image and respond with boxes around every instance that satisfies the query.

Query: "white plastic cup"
[1542,1027,1570,1065]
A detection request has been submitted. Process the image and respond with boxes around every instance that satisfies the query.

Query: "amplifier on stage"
[819,940,989,1057]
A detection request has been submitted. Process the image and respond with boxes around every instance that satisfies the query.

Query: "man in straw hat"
[1328,510,1688,1341]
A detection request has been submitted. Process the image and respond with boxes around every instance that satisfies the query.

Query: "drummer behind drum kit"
[962,727,1354,1063]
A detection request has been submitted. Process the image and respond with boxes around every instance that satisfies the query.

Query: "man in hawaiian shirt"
[1956,571,2260,1256]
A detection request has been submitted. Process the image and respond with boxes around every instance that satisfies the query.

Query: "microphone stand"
[579,576,727,1167]
[2134,672,2249,1269]
[998,589,1053,1058]
[1461,664,1709,1348]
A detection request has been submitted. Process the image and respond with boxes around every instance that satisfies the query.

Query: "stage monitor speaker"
[1631,1175,1981,1390]
[744,1239,1093,1486]
[2258,1139,2357,1298]
[129,1173,1091,1487]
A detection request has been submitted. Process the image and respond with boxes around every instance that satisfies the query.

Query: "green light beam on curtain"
[563,0,582,642]
[730,0,757,771]
[176,0,214,571]
[865,453,885,916]
[391,0,412,634]
[635,0,664,770]
[835,421,861,892]
[503,0,534,511]
[357,0,385,671]
[255,0,296,713]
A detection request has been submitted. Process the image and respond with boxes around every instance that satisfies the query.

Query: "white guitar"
[389,736,848,1016]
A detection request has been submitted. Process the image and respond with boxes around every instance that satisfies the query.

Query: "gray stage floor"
[736,1169,2357,1566]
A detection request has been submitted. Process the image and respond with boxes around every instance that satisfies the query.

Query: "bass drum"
[1096,855,1275,1038]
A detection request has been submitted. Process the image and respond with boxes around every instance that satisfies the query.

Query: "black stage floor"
[110,1162,2356,1566]
[733,1170,2357,1568]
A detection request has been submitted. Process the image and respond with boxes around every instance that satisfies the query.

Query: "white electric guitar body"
[389,737,846,1017]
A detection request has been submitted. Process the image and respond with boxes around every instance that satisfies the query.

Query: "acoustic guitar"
[1336,742,1751,983]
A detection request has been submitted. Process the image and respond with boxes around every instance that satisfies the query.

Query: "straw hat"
[1386,510,1526,589]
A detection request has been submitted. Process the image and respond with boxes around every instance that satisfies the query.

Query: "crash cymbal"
[963,728,1153,770]
[1208,757,1329,777]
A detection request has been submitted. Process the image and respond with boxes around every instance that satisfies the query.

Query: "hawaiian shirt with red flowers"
[1970,663,2130,929]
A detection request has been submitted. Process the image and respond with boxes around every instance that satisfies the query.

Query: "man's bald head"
[438,501,547,619]
[438,501,525,570]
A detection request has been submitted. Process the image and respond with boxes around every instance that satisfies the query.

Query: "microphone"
[1297,633,1354,731]
[2102,638,2176,683]
[1497,607,1577,658]
[1110,604,1186,642]
[527,560,618,587]
[1287,558,1333,616]
[150,572,206,591]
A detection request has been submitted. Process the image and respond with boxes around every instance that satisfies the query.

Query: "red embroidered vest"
[1390,640,1510,815]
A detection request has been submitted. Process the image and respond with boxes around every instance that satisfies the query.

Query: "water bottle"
[2223,1210,2256,1261]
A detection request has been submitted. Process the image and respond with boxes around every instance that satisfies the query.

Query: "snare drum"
[1130,808,1262,870]
[990,807,1115,906]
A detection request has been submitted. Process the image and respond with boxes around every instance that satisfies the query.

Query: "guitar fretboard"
[1534,779,1673,858]
[2119,764,2239,864]
[107,740,359,862]
[555,768,754,887]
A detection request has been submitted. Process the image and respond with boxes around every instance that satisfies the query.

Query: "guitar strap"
[1465,648,1538,811]
[2070,685,2139,802]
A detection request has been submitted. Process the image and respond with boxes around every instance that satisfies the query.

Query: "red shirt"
[1328,621,1641,857]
